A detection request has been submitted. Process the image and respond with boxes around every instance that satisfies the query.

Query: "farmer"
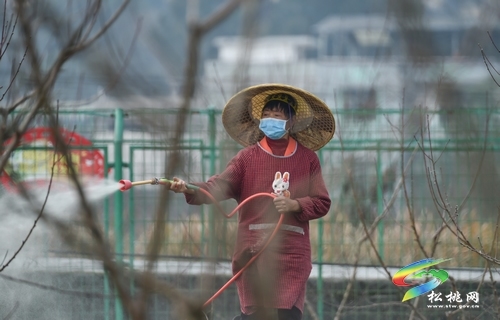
[170,84,335,320]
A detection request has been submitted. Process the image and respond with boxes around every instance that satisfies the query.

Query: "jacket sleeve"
[294,154,331,222]
[184,150,244,205]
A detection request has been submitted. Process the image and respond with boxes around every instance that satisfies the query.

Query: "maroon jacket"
[185,137,331,314]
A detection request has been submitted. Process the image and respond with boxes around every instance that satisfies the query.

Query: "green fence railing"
[2,106,499,319]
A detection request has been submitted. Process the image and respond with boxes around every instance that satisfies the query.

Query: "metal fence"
[2,106,500,319]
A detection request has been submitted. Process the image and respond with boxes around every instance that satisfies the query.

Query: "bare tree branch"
[2,301,19,320]
[479,42,500,87]
[0,46,27,103]
[0,122,65,273]
[77,1,130,50]
[333,100,427,320]
[0,273,108,298]
[0,0,131,173]
[62,17,143,107]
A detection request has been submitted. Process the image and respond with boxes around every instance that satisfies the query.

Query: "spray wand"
[119,177,199,192]
[118,178,283,308]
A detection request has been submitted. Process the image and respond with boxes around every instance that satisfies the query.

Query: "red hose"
[195,188,283,309]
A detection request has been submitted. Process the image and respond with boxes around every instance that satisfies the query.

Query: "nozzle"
[119,179,132,191]
[118,177,200,192]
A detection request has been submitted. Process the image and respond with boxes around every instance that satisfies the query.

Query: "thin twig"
[2,301,19,320]
[479,43,500,87]
[333,101,426,320]
[304,297,319,320]
[487,31,500,54]
[139,3,248,318]
[0,46,28,103]
[404,109,429,259]
[0,274,108,298]
[0,104,67,272]
[76,0,130,52]
[61,18,142,108]
[0,7,19,59]
[455,107,492,214]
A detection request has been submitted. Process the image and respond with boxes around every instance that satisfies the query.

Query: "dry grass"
[41,205,494,270]
[123,208,496,269]
[309,208,497,268]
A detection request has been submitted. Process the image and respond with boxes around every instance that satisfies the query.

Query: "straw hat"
[222,84,335,151]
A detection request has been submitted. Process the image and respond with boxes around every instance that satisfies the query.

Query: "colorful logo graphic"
[392,258,451,302]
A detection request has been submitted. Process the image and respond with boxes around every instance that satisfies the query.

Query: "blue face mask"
[259,118,288,140]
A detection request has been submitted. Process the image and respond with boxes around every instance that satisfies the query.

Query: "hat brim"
[222,84,335,151]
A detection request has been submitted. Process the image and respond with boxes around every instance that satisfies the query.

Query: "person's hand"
[273,196,300,213]
[169,177,195,194]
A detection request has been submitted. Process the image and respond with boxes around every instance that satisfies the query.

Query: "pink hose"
[118,179,284,309]
[196,188,282,309]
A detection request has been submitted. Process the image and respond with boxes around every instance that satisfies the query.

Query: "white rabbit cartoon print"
[272,171,290,198]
